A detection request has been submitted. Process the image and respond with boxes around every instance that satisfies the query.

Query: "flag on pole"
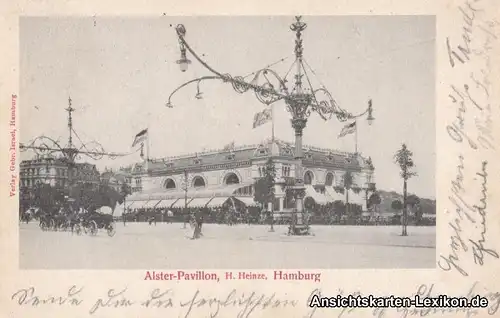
[252,108,272,128]
[132,129,148,147]
[338,121,356,138]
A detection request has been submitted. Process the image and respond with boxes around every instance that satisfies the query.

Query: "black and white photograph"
[18,15,436,269]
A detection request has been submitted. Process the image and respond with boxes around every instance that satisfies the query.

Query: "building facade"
[20,156,100,190]
[101,168,132,193]
[125,139,376,212]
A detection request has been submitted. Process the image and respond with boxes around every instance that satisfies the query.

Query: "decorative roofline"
[150,138,358,163]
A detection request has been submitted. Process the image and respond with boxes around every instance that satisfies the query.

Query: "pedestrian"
[167,209,173,223]
[198,209,204,236]
[192,209,203,239]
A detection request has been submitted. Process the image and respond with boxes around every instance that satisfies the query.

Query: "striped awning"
[144,200,161,209]
[325,186,344,202]
[156,199,179,208]
[234,197,258,207]
[305,185,329,205]
[188,197,212,208]
[129,200,149,209]
[206,197,229,207]
[126,201,138,209]
[348,190,366,209]
[172,198,191,208]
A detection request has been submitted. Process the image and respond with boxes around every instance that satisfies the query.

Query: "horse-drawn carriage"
[73,211,116,237]
[38,210,77,232]
[36,207,116,237]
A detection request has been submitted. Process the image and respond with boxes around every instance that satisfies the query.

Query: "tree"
[407,194,420,209]
[394,143,418,236]
[333,200,345,223]
[391,199,403,211]
[342,171,354,216]
[253,158,276,231]
[407,194,421,224]
[98,184,123,211]
[33,183,65,212]
[69,182,122,212]
[368,192,382,218]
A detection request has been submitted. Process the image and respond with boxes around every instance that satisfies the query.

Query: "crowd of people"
[123,204,264,226]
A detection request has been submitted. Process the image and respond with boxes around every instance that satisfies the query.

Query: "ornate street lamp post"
[20,97,128,172]
[180,169,194,229]
[20,97,131,211]
[167,16,374,235]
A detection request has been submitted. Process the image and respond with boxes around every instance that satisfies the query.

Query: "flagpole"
[271,104,275,142]
[146,128,150,160]
[354,119,358,155]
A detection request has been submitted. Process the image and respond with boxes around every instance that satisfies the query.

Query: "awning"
[234,197,258,207]
[126,201,138,209]
[127,193,151,201]
[348,190,366,209]
[144,200,161,209]
[156,199,179,209]
[129,200,149,209]
[305,185,329,205]
[124,183,254,201]
[325,186,344,202]
[172,198,191,208]
[188,197,212,208]
[190,183,253,198]
[206,197,229,208]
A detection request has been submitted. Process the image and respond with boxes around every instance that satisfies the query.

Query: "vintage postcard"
[1,0,499,317]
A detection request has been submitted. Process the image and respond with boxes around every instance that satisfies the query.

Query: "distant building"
[100,167,137,193]
[125,138,376,212]
[105,164,143,193]
[75,162,100,185]
[20,156,100,190]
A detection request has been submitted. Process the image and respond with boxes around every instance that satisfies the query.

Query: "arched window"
[325,173,335,186]
[225,173,240,185]
[192,176,206,188]
[164,179,176,189]
[304,171,314,185]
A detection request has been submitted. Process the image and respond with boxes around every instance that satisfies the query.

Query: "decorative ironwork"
[290,118,308,136]
[168,17,374,126]
[20,97,131,169]
[167,17,375,235]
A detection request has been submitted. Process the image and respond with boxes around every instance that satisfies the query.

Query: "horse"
[20,208,36,224]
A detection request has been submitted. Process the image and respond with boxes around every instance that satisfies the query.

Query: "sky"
[20,16,436,199]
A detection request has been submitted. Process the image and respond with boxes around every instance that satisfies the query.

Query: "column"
[291,117,307,227]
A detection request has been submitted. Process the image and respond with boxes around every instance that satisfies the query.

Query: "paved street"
[19,222,436,269]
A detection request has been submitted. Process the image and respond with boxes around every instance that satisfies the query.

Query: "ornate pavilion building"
[123,138,376,214]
